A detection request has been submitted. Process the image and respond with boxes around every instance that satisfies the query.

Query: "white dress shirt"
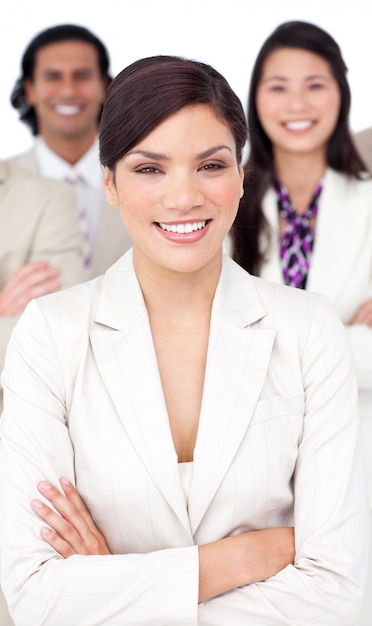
[34,136,104,250]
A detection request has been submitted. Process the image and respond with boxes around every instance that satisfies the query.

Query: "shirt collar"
[35,136,103,188]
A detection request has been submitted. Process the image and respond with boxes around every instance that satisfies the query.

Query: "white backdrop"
[1,0,371,159]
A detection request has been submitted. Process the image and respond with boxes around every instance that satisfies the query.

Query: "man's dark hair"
[10,23,112,135]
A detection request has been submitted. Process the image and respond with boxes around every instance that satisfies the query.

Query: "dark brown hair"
[99,55,247,170]
[231,20,368,275]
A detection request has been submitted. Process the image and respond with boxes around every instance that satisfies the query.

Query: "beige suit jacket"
[0,160,84,412]
[9,147,132,279]
[354,127,372,174]
[0,252,368,625]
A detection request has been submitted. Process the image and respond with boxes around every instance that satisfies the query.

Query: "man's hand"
[349,298,372,327]
[0,261,61,315]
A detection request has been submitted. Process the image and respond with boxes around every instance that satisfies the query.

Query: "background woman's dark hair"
[99,55,247,170]
[231,20,367,275]
[10,23,112,136]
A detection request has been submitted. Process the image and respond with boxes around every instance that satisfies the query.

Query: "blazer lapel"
[307,169,364,303]
[90,252,192,536]
[261,170,367,307]
[260,188,285,285]
[189,258,276,533]
[89,253,275,538]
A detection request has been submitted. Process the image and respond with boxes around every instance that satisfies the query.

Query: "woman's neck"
[273,149,327,214]
[133,249,222,322]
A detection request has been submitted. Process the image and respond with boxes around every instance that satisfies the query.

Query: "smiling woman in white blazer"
[0,55,368,626]
[231,21,372,625]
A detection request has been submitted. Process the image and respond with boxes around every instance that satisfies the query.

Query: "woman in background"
[231,21,372,624]
[0,54,368,625]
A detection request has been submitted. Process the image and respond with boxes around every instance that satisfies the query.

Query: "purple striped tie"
[64,174,92,269]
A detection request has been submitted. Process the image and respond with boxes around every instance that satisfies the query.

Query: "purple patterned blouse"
[273,178,323,289]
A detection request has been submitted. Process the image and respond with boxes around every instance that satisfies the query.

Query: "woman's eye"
[200,163,225,171]
[309,83,324,90]
[135,166,162,174]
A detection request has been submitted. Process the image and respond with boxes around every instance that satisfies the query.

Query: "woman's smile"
[155,218,211,242]
[104,103,243,274]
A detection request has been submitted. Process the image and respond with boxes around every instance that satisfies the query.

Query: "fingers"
[0,262,61,315]
[32,507,76,558]
[36,480,92,543]
[58,478,99,535]
[31,490,90,556]
[32,479,111,557]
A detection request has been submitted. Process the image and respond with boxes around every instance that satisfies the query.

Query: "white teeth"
[286,120,313,130]
[55,105,80,116]
[158,220,207,234]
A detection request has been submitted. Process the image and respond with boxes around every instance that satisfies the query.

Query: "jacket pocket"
[249,393,304,426]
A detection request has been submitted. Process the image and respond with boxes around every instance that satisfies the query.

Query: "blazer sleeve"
[199,295,369,626]
[0,300,199,626]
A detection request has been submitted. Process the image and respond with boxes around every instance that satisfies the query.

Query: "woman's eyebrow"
[126,145,232,161]
[126,149,169,160]
[304,74,332,82]
[261,75,288,83]
[262,73,331,83]
[196,145,232,159]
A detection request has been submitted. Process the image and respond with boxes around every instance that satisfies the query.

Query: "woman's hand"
[31,478,111,558]
[349,298,372,327]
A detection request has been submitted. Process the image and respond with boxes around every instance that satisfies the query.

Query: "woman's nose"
[161,175,204,212]
[286,89,309,110]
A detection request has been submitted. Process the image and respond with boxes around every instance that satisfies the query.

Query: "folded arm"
[32,477,294,603]
[0,295,368,625]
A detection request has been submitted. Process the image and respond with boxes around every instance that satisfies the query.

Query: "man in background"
[9,23,131,278]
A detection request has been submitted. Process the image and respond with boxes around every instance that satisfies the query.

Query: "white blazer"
[259,168,372,503]
[0,252,368,625]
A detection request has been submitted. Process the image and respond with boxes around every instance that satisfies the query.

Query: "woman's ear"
[103,166,119,206]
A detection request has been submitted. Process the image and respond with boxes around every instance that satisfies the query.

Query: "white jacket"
[0,252,368,625]
[259,168,372,504]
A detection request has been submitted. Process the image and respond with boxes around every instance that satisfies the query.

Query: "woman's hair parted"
[99,55,247,171]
